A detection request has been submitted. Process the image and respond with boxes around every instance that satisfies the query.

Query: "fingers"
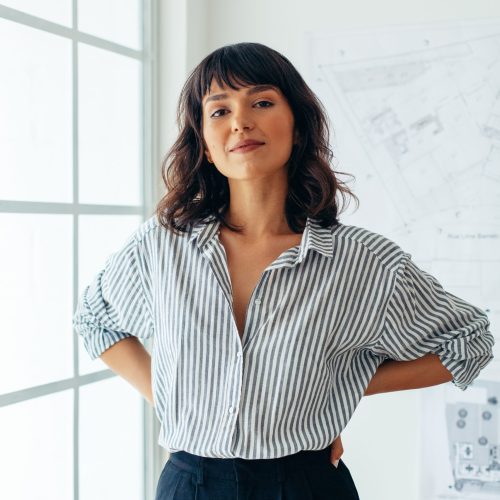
[330,435,344,468]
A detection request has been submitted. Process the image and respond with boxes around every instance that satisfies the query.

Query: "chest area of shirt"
[218,232,303,340]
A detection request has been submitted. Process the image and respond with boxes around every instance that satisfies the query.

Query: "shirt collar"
[188,215,335,261]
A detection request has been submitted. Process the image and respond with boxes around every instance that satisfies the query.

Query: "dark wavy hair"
[155,42,359,235]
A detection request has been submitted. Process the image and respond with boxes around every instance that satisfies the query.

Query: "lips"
[231,140,265,152]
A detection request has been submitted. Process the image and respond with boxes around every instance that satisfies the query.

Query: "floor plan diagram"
[305,20,500,499]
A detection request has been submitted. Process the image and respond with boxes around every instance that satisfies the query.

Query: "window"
[0,2,160,498]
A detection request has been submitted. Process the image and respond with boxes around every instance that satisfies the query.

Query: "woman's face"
[201,79,297,181]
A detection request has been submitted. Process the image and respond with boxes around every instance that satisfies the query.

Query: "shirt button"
[236,352,242,358]
[228,406,235,414]
[254,299,261,305]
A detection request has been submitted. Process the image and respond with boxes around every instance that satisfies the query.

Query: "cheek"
[272,130,294,156]
[268,114,294,142]
[201,131,216,152]
[202,125,224,151]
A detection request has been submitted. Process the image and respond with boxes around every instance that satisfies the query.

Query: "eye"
[210,108,227,118]
[254,100,274,108]
[209,100,274,118]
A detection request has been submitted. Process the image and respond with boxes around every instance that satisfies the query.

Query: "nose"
[231,108,254,132]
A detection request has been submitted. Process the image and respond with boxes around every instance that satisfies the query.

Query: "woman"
[73,42,495,499]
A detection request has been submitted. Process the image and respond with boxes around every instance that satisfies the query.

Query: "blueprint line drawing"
[305,19,500,499]
[445,381,500,493]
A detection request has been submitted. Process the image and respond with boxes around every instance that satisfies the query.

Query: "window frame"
[0,1,162,498]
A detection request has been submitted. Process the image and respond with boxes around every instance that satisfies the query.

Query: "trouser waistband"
[168,445,332,485]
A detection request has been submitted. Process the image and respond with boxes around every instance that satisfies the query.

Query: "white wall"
[157,1,500,498]
[156,0,209,201]
[205,0,500,76]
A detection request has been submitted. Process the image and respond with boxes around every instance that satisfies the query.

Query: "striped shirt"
[72,214,495,459]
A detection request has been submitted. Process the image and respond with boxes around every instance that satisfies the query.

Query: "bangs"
[196,45,285,102]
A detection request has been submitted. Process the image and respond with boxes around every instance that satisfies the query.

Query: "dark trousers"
[154,445,360,499]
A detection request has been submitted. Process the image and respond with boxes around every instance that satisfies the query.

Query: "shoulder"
[130,213,195,248]
[133,214,162,243]
[332,222,406,272]
[115,214,163,254]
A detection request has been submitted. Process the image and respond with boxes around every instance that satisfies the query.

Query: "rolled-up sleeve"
[371,252,495,391]
[72,234,154,360]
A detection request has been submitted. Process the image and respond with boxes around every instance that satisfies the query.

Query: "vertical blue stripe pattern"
[72,215,495,459]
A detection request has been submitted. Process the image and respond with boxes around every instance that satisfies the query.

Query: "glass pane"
[78,0,142,50]
[0,18,72,202]
[79,377,143,500]
[78,43,142,206]
[78,214,144,375]
[0,214,73,394]
[1,0,72,26]
[0,391,73,500]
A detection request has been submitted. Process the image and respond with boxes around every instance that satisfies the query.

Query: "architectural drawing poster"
[304,19,500,499]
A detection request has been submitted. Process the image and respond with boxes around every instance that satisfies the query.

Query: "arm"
[370,252,494,392]
[72,229,156,405]
[364,353,453,396]
[100,337,154,407]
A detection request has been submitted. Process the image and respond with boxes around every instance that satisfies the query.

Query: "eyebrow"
[203,84,279,105]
